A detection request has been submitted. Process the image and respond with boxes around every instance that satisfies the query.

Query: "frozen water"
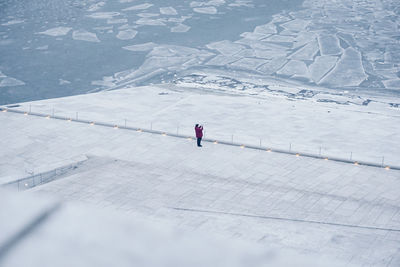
[383,79,400,90]
[253,23,277,34]
[72,30,100,43]
[309,56,338,84]
[136,18,166,26]
[206,40,244,56]
[289,39,319,61]
[320,48,367,87]
[0,77,25,87]
[87,2,106,12]
[265,35,296,43]
[38,27,72,37]
[276,60,310,80]
[123,42,157,52]
[86,12,121,19]
[116,29,138,40]
[280,19,310,32]
[230,58,267,70]
[193,7,218,14]
[171,24,191,33]
[206,55,241,66]
[257,57,288,74]
[123,3,154,11]
[160,7,178,15]
[1,0,399,104]
[1,19,25,26]
[317,33,342,56]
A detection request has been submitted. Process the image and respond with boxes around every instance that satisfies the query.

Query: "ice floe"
[160,7,178,15]
[277,60,310,80]
[123,42,157,52]
[72,30,100,42]
[87,2,106,12]
[257,57,288,74]
[38,27,72,37]
[309,56,338,84]
[317,34,342,56]
[230,58,267,70]
[206,40,244,56]
[171,24,191,33]
[289,39,319,61]
[107,18,128,24]
[320,48,367,87]
[281,19,310,32]
[206,55,241,66]
[383,79,400,89]
[86,12,121,19]
[123,3,154,11]
[59,79,71,85]
[137,13,159,18]
[1,19,25,26]
[116,29,137,40]
[253,23,277,35]
[0,77,25,87]
[193,7,218,15]
[136,18,166,26]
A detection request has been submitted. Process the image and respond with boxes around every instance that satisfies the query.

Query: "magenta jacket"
[195,126,203,138]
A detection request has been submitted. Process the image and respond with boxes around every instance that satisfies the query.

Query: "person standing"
[195,124,203,147]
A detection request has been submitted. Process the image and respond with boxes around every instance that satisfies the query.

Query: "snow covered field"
[1,92,400,265]
[1,84,400,266]
[1,0,400,104]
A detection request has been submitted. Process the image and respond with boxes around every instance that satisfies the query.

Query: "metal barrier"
[1,160,86,191]
[1,107,399,171]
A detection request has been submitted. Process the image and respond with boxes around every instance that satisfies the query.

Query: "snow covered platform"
[1,85,400,266]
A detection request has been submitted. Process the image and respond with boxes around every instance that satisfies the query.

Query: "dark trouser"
[197,137,202,147]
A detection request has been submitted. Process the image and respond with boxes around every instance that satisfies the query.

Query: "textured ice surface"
[136,18,166,26]
[1,19,25,26]
[160,7,178,15]
[309,56,338,83]
[289,39,319,60]
[206,55,241,66]
[123,42,157,52]
[86,12,121,19]
[193,6,218,14]
[171,24,191,33]
[257,57,288,74]
[116,29,137,40]
[206,40,244,56]
[123,3,154,11]
[320,48,367,87]
[230,58,267,70]
[72,30,100,42]
[38,27,72,37]
[277,60,310,80]
[1,0,400,104]
[0,77,25,87]
[317,34,342,56]
[253,23,277,34]
[281,19,310,32]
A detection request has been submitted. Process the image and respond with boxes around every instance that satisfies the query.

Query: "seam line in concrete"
[171,207,400,233]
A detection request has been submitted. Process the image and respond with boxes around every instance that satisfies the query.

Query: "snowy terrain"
[1,84,400,266]
[1,0,400,266]
[1,0,400,104]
